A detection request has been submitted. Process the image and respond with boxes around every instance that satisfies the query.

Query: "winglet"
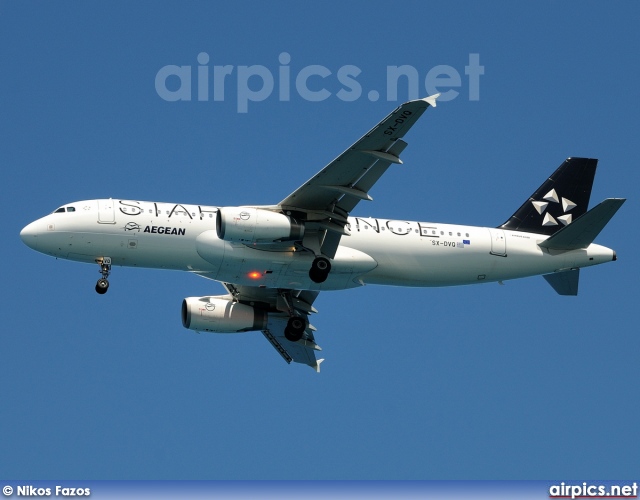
[423,93,440,108]
[314,358,325,373]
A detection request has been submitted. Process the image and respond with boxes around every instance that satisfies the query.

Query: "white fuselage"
[20,199,615,291]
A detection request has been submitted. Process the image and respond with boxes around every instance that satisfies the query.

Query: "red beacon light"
[248,271,262,280]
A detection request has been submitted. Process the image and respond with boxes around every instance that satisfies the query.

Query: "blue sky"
[1,1,639,480]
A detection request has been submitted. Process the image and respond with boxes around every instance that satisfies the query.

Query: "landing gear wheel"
[95,278,109,294]
[309,257,331,283]
[284,316,307,342]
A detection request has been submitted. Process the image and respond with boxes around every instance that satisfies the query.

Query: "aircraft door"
[98,199,115,224]
[488,228,507,256]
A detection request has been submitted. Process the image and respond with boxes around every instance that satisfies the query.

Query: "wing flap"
[338,139,409,214]
[263,315,323,371]
[278,96,438,258]
[222,283,323,370]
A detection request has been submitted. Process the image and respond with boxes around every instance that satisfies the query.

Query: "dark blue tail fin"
[499,157,598,235]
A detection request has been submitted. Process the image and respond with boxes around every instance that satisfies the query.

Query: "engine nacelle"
[216,207,303,244]
[181,296,267,333]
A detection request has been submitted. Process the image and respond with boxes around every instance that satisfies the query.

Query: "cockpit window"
[52,206,76,214]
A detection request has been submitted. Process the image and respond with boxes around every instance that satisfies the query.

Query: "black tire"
[313,257,331,273]
[95,278,109,294]
[309,257,331,283]
[284,316,306,342]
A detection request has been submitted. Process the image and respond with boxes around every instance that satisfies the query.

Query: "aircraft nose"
[20,221,41,250]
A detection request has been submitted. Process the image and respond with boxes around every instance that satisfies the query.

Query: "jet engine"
[181,296,267,333]
[216,207,303,244]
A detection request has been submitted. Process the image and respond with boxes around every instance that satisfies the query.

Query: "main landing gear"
[284,316,307,342]
[278,290,309,343]
[309,256,331,283]
[95,257,112,294]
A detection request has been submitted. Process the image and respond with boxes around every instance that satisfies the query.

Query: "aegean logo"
[124,222,141,232]
[155,52,484,112]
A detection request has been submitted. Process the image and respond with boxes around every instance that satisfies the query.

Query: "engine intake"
[216,207,303,244]
[181,296,267,333]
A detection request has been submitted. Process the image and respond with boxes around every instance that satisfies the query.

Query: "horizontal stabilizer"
[543,269,580,296]
[539,198,625,251]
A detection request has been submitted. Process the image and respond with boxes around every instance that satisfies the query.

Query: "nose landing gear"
[95,257,112,294]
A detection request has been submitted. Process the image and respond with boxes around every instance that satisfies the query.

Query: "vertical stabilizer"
[500,158,598,235]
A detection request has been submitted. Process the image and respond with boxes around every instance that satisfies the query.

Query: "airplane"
[20,94,625,371]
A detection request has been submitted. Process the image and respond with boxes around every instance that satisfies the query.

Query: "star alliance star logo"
[531,189,576,227]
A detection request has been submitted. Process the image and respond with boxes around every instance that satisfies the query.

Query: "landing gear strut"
[309,257,331,283]
[95,257,111,294]
[284,316,307,342]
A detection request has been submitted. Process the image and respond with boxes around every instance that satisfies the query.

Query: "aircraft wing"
[199,97,439,369]
[277,94,439,258]
[223,283,324,371]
